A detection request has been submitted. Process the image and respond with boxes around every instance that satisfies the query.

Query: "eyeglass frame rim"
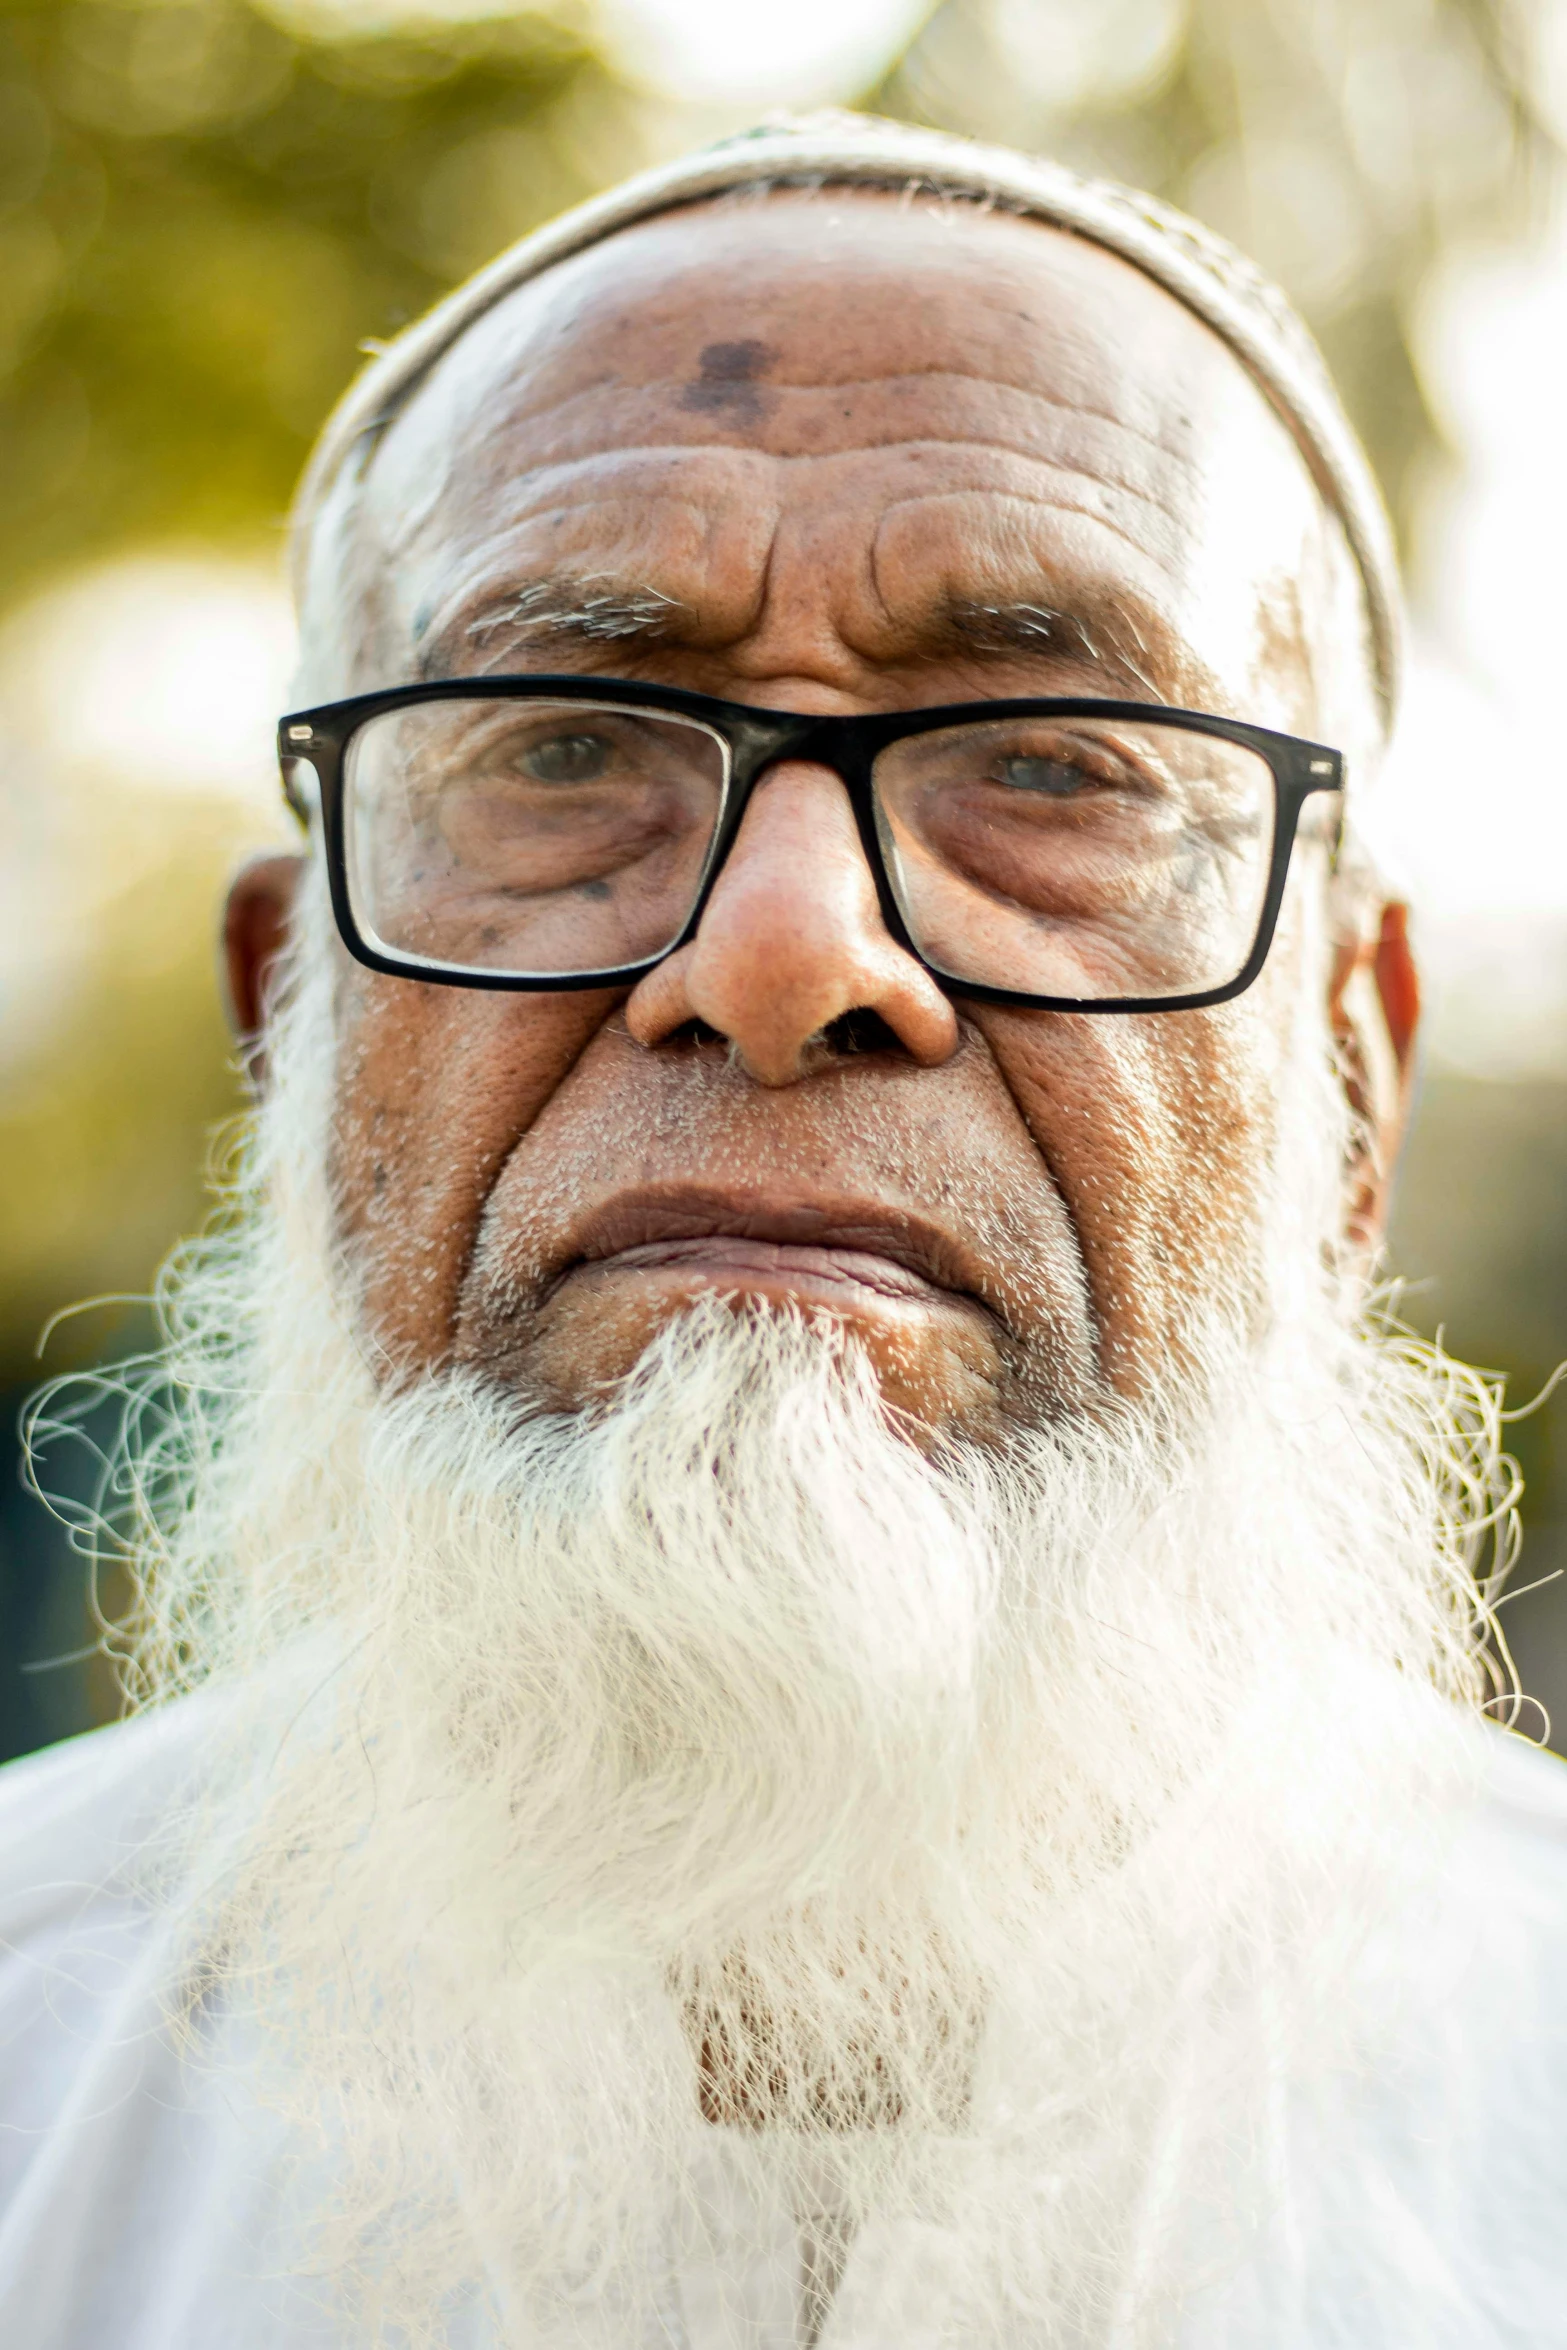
[276,675,1345,1016]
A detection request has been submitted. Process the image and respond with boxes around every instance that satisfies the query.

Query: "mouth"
[545,1187,1001,1324]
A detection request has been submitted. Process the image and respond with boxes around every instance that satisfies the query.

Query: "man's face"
[297,191,1358,1434]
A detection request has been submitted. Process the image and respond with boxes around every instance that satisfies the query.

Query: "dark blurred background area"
[2,0,1564,1761]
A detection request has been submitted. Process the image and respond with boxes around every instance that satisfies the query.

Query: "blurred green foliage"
[0,0,1563,1755]
[0,0,601,604]
[881,0,1552,547]
[1391,1075,1567,1744]
[0,800,242,1371]
[0,0,1552,626]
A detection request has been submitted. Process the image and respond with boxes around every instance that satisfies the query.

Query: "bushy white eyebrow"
[425,573,1208,709]
[947,598,1160,699]
[459,576,686,668]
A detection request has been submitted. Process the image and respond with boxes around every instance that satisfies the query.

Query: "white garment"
[1,1699,1565,2348]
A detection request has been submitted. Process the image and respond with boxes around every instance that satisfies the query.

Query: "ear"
[222,852,305,1075]
[1328,894,1421,1256]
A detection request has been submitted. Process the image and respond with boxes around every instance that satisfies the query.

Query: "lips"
[546,1187,996,1319]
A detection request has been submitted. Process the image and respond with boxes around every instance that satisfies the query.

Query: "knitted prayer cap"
[294,110,1402,722]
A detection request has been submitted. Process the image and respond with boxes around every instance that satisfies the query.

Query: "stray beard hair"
[62,876,1509,2347]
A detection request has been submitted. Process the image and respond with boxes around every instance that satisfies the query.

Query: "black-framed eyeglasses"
[277,678,1343,1014]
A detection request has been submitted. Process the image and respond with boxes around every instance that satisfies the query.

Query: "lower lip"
[566,1236,957,1311]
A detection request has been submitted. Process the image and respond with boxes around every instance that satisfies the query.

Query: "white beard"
[110,896,1505,2348]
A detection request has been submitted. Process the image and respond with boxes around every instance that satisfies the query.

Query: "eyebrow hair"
[420,575,687,677]
[944,596,1143,677]
[420,570,1227,711]
[940,593,1223,710]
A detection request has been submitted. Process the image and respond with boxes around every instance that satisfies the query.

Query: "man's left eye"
[994,755,1093,796]
[518,731,612,784]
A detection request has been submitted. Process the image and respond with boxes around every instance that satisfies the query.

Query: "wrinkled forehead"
[325,191,1335,702]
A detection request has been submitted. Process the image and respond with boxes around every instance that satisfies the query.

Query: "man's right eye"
[517,730,612,784]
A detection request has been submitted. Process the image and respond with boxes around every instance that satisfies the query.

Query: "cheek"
[328,972,620,1366]
[971,992,1289,1389]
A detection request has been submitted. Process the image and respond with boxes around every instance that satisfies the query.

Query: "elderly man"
[1,113,1564,2349]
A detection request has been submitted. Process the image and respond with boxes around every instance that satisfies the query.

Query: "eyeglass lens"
[345,699,731,979]
[873,715,1275,1001]
[342,697,1276,1000]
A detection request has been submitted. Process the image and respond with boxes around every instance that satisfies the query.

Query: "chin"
[490,1266,1014,1433]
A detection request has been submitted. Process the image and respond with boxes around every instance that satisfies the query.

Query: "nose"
[623,762,960,1086]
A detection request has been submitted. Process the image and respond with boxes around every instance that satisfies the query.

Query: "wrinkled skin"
[229,192,1417,1436]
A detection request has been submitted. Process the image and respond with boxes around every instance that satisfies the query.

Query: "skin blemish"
[678,339,777,426]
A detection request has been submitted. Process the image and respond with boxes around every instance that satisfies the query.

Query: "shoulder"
[1439,1728,1567,2112]
[0,1695,229,2167]
[0,1698,345,2345]
[1456,1724,1567,1941]
[1341,1729,1567,2344]
[1188,1733,1567,2350]
[1395,1726,1567,2054]
[1472,1718,1567,1835]
[0,1695,230,2165]
[0,1694,218,1954]
[0,1697,220,2136]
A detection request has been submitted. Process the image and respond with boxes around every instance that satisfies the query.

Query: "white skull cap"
[293,109,1402,722]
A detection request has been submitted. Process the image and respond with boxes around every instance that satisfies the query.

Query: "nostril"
[663,1017,727,1049]
[820,1007,904,1058]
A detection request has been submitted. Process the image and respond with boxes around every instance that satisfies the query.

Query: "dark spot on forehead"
[677,339,776,424]
[700,340,772,382]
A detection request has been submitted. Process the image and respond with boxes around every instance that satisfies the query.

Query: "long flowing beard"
[73,908,1505,2347]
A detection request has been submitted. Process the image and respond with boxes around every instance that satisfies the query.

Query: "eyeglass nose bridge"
[669,712,915,964]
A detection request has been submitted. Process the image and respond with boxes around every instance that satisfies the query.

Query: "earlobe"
[1372,900,1420,1072]
[1329,899,1421,1257]
[222,852,306,1062]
